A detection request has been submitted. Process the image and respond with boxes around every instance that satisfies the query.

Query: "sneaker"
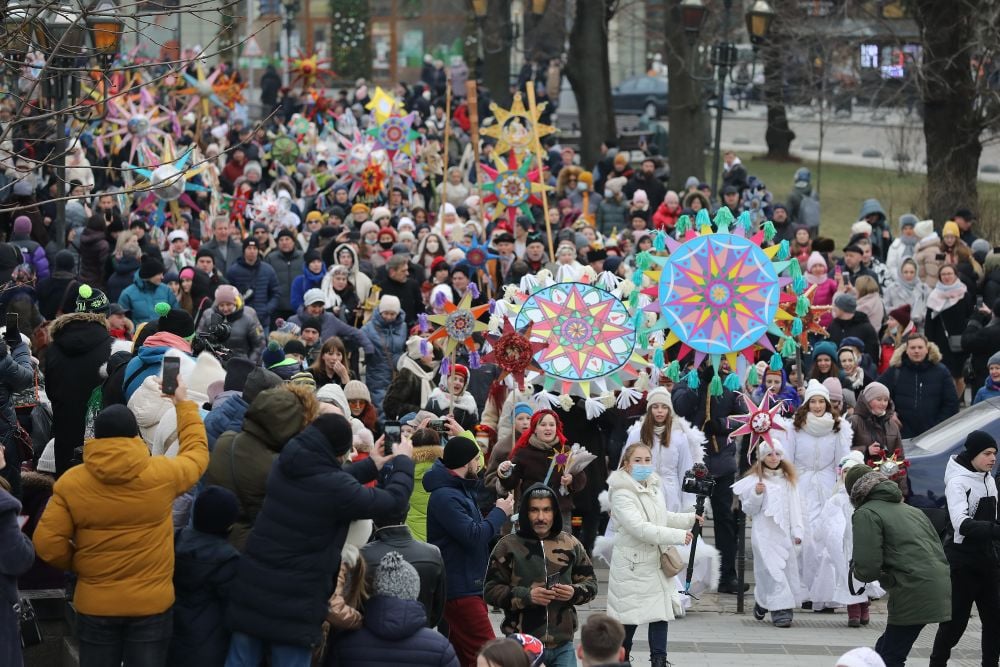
[753,603,767,620]
[801,601,813,610]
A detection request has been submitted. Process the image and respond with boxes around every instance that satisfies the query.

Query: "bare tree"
[663,0,707,183]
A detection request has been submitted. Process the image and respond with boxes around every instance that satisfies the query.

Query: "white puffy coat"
[606,468,695,625]
[623,416,706,512]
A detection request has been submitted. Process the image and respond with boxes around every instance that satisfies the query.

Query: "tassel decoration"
[653,347,665,367]
[440,357,451,377]
[666,360,681,382]
[709,371,723,397]
[781,337,797,357]
[724,372,742,392]
[685,369,699,390]
[762,220,776,242]
[776,240,790,260]
[469,282,481,299]
[791,318,803,336]
[418,312,429,332]
[747,363,759,386]
[769,354,783,371]
[796,295,810,317]
[469,351,481,369]
[419,339,430,357]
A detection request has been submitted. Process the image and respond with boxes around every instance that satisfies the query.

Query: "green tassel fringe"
[781,337,797,357]
[686,369,699,390]
[762,220,776,242]
[738,211,754,234]
[695,209,711,230]
[791,318,803,336]
[654,232,666,251]
[796,295,810,317]
[724,372,742,391]
[666,360,681,382]
[777,240,790,260]
[747,363,759,386]
[709,372,723,397]
[769,354,783,371]
[793,275,807,293]
[676,215,690,235]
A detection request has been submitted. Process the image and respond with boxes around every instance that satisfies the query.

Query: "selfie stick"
[684,493,708,593]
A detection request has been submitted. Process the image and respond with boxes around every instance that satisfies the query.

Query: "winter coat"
[0,342,34,497]
[848,392,904,467]
[290,261,325,311]
[925,289,974,377]
[10,236,49,279]
[559,398,616,516]
[332,595,459,667]
[361,525,447,628]
[323,244,373,304]
[424,387,479,432]
[484,483,598,648]
[423,459,507,599]
[289,307,373,354]
[377,276,425,327]
[827,312,881,366]
[884,280,930,331]
[226,426,414,647]
[943,455,1000,569]
[596,199,629,237]
[0,490,34,667]
[43,312,112,475]
[118,273,179,324]
[201,237,243,271]
[785,417,853,527]
[671,382,743,478]
[168,526,240,667]
[264,248,304,313]
[36,271,80,320]
[810,277,838,327]
[914,233,944,287]
[856,292,885,332]
[122,333,194,401]
[604,469,694,625]
[203,388,307,551]
[384,362,437,420]
[78,226,109,287]
[407,445,443,542]
[33,401,209,616]
[204,393,248,450]
[878,342,959,439]
[623,417,705,512]
[361,310,407,411]
[499,437,587,515]
[198,305,265,363]
[105,254,140,303]
[851,477,951,626]
[961,314,1000,393]
[857,198,892,260]
[226,258,279,323]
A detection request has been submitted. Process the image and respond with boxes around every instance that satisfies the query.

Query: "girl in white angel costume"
[733,439,804,628]
[781,378,852,608]
[595,386,720,606]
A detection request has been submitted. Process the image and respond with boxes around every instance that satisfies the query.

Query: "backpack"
[798,193,821,232]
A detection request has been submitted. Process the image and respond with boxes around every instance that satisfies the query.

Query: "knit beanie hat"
[806,251,827,272]
[344,379,371,403]
[989,351,1000,368]
[284,339,307,358]
[223,357,257,393]
[964,430,997,460]
[452,364,469,384]
[93,404,140,439]
[289,371,317,389]
[214,285,240,306]
[513,402,534,418]
[139,254,166,279]
[898,214,918,231]
[836,647,886,667]
[833,292,857,315]
[942,220,960,238]
[262,340,285,368]
[12,215,31,237]
[442,436,480,469]
[156,303,195,338]
[311,413,354,456]
[405,335,425,359]
[861,381,890,402]
[844,465,873,495]
[192,486,240,537]
[379,294,401,314]
[54,250,75,272]
[373,551,420,601]
[316,383,350,416]
[802,378,830,403]
[75,284,110,314]
[822,378,843,402]
[887,304,911,331]
[645,386,672,408]
[243,368,283,403]
[300,316,323,333]
[811,340,837,363]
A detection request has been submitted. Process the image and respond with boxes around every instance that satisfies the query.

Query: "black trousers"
[930,564,1000,666]
[710,472,737,582]
[876,624,925,667]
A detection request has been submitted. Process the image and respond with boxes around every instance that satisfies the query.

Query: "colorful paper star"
[728,391,788,460]
[481,318,547,390]
[481,152,550,229]
[481,92,555,158]
[365,86,403,125]
[426,292,491,356]
[775,284,830,352]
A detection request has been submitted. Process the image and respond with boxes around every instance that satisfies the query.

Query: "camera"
[192,321,232,361]
[682,462,716,497]
[429,419,448,432]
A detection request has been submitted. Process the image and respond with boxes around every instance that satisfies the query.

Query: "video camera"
[192,321,232,361]
[682,462,716,497]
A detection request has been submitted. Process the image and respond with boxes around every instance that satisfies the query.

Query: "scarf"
[397,355,437,408]
[802,412,835,437]
[926,279,967,314]
[843,367,865,390]
[898,235,918,254]
[806,272,826,286]
[529,433,557,451]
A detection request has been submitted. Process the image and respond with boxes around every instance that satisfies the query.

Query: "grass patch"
[741,157,1000,244]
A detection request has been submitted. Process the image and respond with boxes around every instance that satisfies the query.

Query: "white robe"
[807,488,884,607]
[733,469,804,611]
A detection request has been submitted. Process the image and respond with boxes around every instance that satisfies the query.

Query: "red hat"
[378,226,397,240]
[888,304,911,331]
[430,256,449,273]
[452,364,469,382]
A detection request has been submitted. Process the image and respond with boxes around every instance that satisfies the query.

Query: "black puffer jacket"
[226,425,414,647]
[0,342,34,497]
[877,342,959,439]
[672,374,744,478]
[827,311,881,366]
[43,312,112,475]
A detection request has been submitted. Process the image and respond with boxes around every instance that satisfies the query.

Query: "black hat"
[525,232,544,247]
[299,316,323,333]
[75,284,110,314]
[721,185,739,195]
[964,430,996,460]
[223,357,257,393]
[242,237,259,250]
[275,228,296,241]
[138,254,166,279]
[442,436,480,469]
[93,404,139,439]
[130,219,148,231]
[195,247,215,261]
[283,339,307,357]
[243,368,282,404]
[54,249,75,272]
[328,205,346,220]
[493,231,515,244]
[311,413,354,456]
[304,249,321,264]
[587,248,608,263]
[108,303,126,316]
[155,303,195,338]
[843,244,863,255]
[192,486,240,537]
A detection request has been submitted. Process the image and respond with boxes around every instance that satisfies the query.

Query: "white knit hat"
[759,439,785,458]
[378,294,401,314]
[835,647,886,667]
[913,219,934,239]
[850,220,873,237]
[802,378,830,404]
[406,335,425,359]
[645,386,672,409]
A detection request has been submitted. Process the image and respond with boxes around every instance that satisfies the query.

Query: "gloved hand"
[0,340,8,360]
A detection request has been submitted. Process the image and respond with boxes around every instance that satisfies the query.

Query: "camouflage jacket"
[483,529,598,648]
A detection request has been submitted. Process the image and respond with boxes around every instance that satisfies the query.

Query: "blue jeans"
[77,610,173,667]
[624,621,669,658]
[542,641,578,667]
[225,631,312,667]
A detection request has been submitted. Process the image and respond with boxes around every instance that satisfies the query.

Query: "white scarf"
[428,386,479,416]
[927,279,967,314]
[802,412,835,437]
[397,355,437,408]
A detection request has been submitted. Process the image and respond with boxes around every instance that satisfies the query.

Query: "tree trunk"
[481,0,513,108]
[664,0,706,183]
[564,0,617,168]
[911,0,981,226]
[762,41,795,159]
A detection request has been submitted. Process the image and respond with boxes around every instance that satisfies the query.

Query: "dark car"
[904,397,1000,509]
[612,76,668,119]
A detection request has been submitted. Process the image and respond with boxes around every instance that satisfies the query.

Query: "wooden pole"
[466,80,486,242]
[440,81,452,239]
[525,85,554,261]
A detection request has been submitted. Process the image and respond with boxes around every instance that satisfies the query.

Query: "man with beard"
[623,158,666,212]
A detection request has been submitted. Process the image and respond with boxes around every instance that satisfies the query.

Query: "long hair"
[310,336,348,376]
[509,409,566,460]
[743,453,798,486]
[618,442,652,469]
[638,403,673,448]
[809,360,840,382]
[791,398,841,432]
[353,400,378,432]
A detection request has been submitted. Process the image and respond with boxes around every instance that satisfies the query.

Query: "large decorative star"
[728,391,787,460]
[481,318,547,390]
[365,86,402,125]
[173,62,245,119]
[288,51,336,89]
[367,111,420,160]
[124,138,212,228]
[427,292,491,356]
[457,236,499,274]
[481,92,555,158]
[481,152,550,229]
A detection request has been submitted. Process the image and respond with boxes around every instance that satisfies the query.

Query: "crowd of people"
[0,68,998,667]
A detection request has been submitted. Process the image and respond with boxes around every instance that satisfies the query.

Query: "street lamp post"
[282,0,300,85]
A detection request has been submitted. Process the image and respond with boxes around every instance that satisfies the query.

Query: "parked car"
[612,76,668,119]
[904,397,1000,508]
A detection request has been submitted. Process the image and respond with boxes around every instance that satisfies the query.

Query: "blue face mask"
[630,464,653,482]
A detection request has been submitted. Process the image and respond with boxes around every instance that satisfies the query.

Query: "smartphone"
[5,312,17,342]
[977,295,984,309]
[545,572,561,589]
[384,420,401,455]
[993,246,1000,255]
[161,357,181,396]
[935,253,946,261]
[429,419,448,432]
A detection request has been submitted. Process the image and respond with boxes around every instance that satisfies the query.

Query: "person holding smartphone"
[0,319,34,498]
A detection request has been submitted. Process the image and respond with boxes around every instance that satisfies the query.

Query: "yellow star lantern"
[426,293,491,356]
[365,86,402,125]
[481,92,555,159]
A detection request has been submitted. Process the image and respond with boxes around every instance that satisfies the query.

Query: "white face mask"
[604,190,613,198]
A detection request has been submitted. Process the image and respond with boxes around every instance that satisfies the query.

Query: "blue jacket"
[226,258,279,322]
[168,526,240,667]
[106,255,140,304]
[0,491,34,667]
[0,342,35,497]
[423,459,506,600]
[118,273,179,324]
[973,378,1000,405]
[122,338,193,402]
[332,595,459,667]
[10,237,49,280]
[289,262,325,312]
[226,426,414,647]
[204,392,248,450]
[878,351,959,439]
[289,306,374,354]
[361,309,408,412]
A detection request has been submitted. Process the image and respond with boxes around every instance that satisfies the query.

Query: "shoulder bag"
[636,490,685,578]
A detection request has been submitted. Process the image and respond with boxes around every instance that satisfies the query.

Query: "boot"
[847,603,861,628]
[859,600,871,625]
[772,609,793,628]
[753,603,768,621]
[651,656,671,667]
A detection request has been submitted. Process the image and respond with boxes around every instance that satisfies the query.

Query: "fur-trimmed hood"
[49,310,107,337]
[889,340,942,368]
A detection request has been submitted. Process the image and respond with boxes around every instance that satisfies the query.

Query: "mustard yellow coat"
[33,401,209,616]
